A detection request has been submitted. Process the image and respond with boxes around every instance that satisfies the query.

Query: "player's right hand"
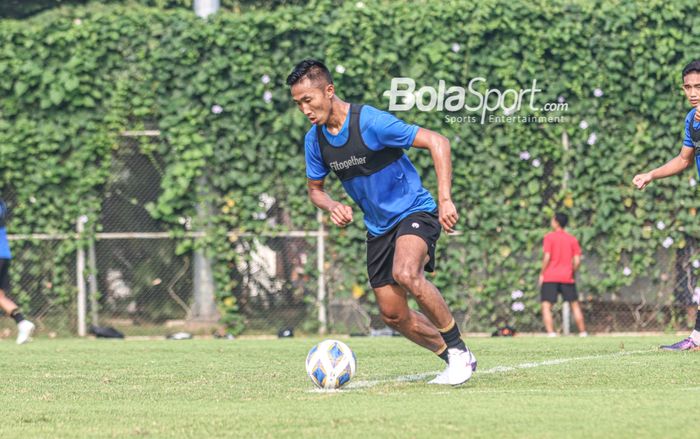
[329,202,353,227]
[632,172,653,190]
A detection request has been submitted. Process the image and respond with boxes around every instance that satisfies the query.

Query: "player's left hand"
[438,199,458,233]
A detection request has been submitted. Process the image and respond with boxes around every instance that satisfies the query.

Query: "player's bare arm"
[572,254,581,273]
[538,252,551,286]
[633,146,694,190]
[412,128,458,233]
[307,178,353,227]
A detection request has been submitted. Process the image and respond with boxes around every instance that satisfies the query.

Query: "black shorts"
[366,210,441,288]
[541,282,577,303]
[0,259,10,293]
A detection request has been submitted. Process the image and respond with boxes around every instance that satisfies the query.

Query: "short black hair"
[286,59,333,87]
[682,59,700,81]
[554,212,569,228]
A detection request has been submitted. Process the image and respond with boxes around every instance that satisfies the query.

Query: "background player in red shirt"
[538,212,588,337]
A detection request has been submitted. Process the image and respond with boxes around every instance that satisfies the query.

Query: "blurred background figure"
[538,212,587,337]
[0,198,35,344]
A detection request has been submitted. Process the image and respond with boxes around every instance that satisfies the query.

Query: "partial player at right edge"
[632,59,700,351]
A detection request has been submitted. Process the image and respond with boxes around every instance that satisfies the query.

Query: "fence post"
[189,0,221,326]
[192,248,218,321]
[194,0,220,18]
[561,130,572,335]
[88,238,99,326]
[562,302,571,336]
[76,216,87,337]
[317,209,327,335]
[191,176,219,322]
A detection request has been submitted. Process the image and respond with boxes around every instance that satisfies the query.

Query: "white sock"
[690,330,700,344]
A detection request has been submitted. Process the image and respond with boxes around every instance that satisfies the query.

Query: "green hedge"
[0,0,317,19]
[2,0,700,332]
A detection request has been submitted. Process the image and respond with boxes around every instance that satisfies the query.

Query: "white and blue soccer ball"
[305,339,357,389]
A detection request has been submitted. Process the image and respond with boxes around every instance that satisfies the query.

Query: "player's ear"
[325,83,335,99]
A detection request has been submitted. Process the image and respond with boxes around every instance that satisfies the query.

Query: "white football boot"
[16,320,35,345]
[429,348,477,385]
[428,366,450,385]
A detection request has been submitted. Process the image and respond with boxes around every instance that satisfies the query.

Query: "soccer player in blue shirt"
[0,198,35,344]
[287,60,476,385]
[633,59,700,351]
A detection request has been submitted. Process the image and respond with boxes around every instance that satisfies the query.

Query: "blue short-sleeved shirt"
[683,109,700,178]
[682,109,700,148]
[0,227,11,259]
[305,105,437,236]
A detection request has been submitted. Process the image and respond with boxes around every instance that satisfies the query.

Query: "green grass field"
[1,336,698,438]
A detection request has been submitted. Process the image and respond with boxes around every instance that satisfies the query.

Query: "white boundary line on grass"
[341,349,652,391]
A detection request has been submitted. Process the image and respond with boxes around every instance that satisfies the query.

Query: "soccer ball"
[305,339,357,389]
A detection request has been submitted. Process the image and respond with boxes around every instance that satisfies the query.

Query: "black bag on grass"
[89,325,124,339]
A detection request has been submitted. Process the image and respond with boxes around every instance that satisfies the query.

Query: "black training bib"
[317,104,403,181]
[689,114,700,178]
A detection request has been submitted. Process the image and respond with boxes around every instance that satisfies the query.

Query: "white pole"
[88,238,99,326]
[189,0,220,323]
[191,175,219,322]
[194,0,220,18]
[561,130,572,336]
[562,302,571,336]
[76,216,88,337]
[317,209,327,335]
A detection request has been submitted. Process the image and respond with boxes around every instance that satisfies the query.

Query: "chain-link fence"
[2,136,699,338]
[3,231,329,337]
[4,229,697,338]
[2,134,329,338]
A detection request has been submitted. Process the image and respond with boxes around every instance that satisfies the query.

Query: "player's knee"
[380,310,408,328]
[392,267,422,291]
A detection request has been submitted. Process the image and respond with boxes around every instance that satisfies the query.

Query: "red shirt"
[542,230,581,284]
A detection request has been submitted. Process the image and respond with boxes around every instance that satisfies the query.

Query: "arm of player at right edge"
[633,146,694,190]
[307,178,353,227]
[634,102,700,190]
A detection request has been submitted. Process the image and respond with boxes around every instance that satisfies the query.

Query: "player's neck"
[325,98,350,134]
